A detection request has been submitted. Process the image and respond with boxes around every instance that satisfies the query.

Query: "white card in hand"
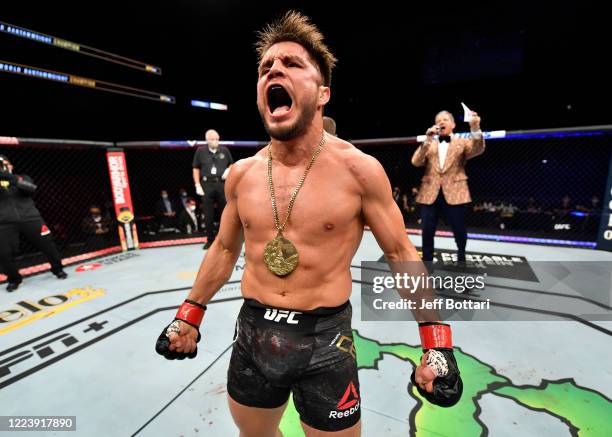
[461,102,473,123]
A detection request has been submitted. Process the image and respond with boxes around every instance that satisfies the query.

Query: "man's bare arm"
[156,163,246,357]
[360,156,420,263]
[186,162,246,305]
[357,153,438,322]
[358,153,464,405]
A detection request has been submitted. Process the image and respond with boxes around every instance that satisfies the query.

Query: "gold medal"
[264,131,326,276]
[263,233,299,276]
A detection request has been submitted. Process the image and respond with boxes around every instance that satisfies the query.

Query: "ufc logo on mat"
[263,309,301,324]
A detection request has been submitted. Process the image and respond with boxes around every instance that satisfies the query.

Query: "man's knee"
[228,394,286,437]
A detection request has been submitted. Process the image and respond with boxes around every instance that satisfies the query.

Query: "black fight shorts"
[227,299,360,432]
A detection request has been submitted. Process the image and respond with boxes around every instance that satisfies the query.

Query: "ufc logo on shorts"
[263,309,301,324]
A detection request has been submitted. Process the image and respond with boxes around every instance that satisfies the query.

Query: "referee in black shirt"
[192,129,234,249]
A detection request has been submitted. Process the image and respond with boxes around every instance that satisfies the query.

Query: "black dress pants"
[420,191,468,262]
[0,219,63,283]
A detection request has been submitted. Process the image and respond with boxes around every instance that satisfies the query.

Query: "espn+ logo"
[263,309,302,324]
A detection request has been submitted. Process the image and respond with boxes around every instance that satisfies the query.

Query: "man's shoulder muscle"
[332,141,387,193]
[227,156,263,192]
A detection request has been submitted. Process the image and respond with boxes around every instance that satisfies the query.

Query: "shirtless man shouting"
[156,11,462,437]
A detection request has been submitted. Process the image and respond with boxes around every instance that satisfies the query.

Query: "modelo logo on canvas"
[0,287,105,334]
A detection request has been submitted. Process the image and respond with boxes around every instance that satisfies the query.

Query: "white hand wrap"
[426,349,449,377]
[165,320,181,337]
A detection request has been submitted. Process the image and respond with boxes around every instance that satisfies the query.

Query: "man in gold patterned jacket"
[411,110,484,262]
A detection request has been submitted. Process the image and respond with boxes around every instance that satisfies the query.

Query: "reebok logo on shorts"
[263,308,302,324]
[329,382,360,419]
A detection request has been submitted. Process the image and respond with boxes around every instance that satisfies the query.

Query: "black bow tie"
[438,135,451,143]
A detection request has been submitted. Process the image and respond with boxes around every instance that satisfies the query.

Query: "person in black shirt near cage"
[0,155,67,292]
[192,129,234,249]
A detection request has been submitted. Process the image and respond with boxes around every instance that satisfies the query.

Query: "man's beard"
[259,97,317,141]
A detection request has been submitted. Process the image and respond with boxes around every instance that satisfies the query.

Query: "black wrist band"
[184,299,207,311]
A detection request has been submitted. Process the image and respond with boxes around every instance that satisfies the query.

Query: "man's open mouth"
[267,85,293,116]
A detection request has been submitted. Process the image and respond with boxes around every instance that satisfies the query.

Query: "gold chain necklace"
[263,131,326,276]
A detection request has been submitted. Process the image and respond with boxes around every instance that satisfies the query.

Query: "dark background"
[1,0,610,272]
[1,0,608,142]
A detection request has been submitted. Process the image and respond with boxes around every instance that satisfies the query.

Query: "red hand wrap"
[175,300,206,328]
[419,323,452,350]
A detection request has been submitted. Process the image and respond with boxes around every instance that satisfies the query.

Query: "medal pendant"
[263,233,299,276]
